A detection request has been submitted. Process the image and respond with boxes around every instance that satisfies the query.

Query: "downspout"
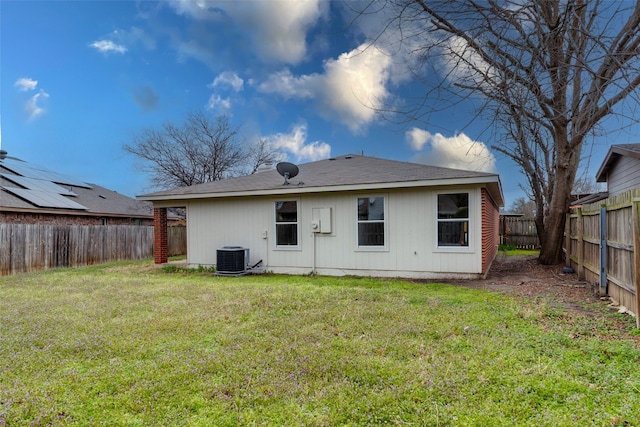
[312,230,317,275]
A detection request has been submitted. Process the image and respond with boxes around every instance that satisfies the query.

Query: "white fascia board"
[138,175,501,203]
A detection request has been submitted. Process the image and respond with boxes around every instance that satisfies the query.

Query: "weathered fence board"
[566,188,640,321]
[500,217,540,249]
[168,226,186,256]
[0,224,187,275]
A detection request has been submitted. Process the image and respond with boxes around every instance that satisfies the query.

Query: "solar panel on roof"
[0,158,92,189]
[2,187,89,210]
[1,173,78,196]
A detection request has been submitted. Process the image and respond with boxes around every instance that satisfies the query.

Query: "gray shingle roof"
[139,154,503,205]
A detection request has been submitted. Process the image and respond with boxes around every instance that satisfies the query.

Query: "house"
[0,150,157,225]
[595,143,640,196]
[139,154,504,279]
[568,143,640,209]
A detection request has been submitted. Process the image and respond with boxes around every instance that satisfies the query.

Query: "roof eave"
[595,150,618,183]
[138,175,503,204]
[595,145,640,182]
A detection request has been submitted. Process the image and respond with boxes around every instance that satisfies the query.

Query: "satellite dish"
[276,162,299,185]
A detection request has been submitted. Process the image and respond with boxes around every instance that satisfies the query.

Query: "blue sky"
[1,1,632,206]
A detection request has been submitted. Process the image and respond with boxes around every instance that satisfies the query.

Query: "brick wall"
[481,188,500,276]
[0,211,153,226]
[154,208,168,264]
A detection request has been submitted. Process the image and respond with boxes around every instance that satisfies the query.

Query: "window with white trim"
[357,196,385,246]
[437,193,469,247]
[275,201,298,246]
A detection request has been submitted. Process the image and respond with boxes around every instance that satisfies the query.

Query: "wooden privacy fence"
[565,188,640,327]
[0,224,186,275]
[168,226,186,257]
[500,216,540,249]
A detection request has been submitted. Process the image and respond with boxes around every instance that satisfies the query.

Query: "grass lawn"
[1,261,640,426]
[498,245,540,257]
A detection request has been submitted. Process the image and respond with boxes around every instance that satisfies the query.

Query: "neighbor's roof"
[138,154,504,206]
[570,191,609,208]
[595,143,640,183]
[0,155,154,218]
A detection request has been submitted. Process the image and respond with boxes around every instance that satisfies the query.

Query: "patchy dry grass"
[1,260,639,426]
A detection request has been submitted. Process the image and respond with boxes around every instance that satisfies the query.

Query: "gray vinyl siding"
[608,156,640,195]
[184,186,485,279]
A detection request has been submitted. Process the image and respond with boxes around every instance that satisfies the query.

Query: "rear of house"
[141,155,503,279]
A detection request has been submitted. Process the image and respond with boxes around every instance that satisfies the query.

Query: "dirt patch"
[437,254,640,343]
[448,254,613,318]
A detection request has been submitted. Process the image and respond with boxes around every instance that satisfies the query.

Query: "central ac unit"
[216,246,249,275]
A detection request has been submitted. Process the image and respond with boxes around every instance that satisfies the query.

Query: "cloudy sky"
[0,1,625,206]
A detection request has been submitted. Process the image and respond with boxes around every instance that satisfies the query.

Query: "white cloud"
[258,69,315,99]
[206,94,231,111]
[441,35,493,85]
[167,0,217,19]
[25,90,49,120]
[90,40,128,54]
[14,77,38,92]
[166,0,328,64]
[259,44,393,133]
[14,78,49,120]
[319,45,392,132]
[90,27,155,56]
[406,127,431,151]
[209,72,244,92]
[339,2,427,85]
[264,123,331,162]
[407,128,496,172]
[229,1,327,64]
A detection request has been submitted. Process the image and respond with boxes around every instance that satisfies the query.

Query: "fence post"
[577,207,584,280]
[632,200,640,328]
[565,213,571,267]
[599,205,607,296]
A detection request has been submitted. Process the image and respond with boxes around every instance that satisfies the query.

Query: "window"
[437,193,469,246]
[275,201,298,246]
[357,196,385,246]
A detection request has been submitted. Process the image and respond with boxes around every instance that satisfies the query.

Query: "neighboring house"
[139,154,504,279]
[568,143,640,209]
[0,151,157,225]
[595,143,640,195]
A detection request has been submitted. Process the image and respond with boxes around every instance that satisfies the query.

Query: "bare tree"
[360,0,640,264]
[572,175,602,196]
[246,138,285,174]
[509,197,537,217]
[125,112,280,189]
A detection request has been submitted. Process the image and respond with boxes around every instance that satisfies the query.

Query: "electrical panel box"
[311,207,332,234]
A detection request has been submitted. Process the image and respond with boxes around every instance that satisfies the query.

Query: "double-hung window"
[275,201,298,246]
[437,193,469,247]
[357,196,385,247]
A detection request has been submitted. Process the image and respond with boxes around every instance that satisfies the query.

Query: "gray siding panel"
[608,156,640,195]
[185,186,486,278]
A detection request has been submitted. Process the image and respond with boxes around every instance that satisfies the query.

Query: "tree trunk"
[538,206,566,264]
[538,144,577,265]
